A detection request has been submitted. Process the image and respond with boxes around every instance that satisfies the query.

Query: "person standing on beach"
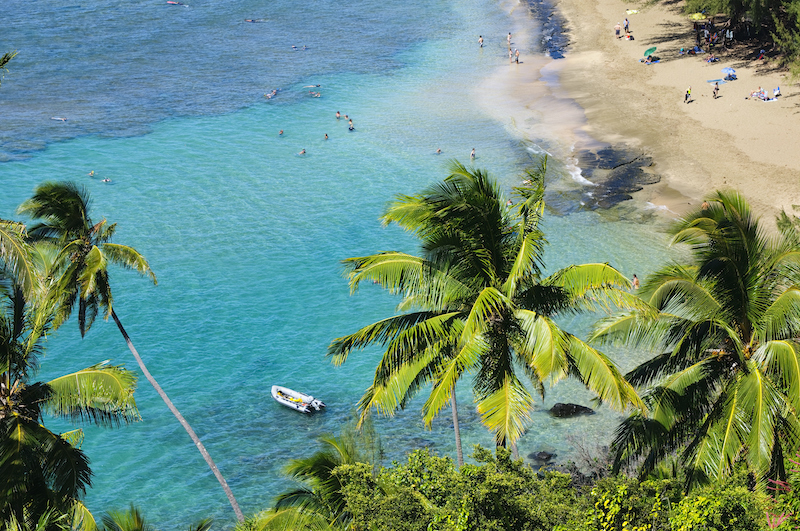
[479,35,483,48]
[615,22,621,38]
[685,86,691,103]
[624,18,629,34]
[508,32,512,46]
[509,49,513,63]
[515,49,520,63]
[713,82,719,99]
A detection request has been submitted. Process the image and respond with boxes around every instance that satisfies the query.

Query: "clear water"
[1,0,675,528]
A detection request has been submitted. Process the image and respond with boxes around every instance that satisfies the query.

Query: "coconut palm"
[328,161,641,455]
[1,238,139,531]
[100,505,211,531]
[591,190,800,488]
[17,182,244,522]
[274,434,359,526]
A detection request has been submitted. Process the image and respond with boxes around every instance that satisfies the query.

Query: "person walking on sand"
[515,49,519,63]
[713,82,719,99]
[685,86,691,103]
[478,35,483,48]
[615,22,621,38]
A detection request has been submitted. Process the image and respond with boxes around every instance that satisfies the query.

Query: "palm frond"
[45,362,140,426]
[752,340,800,412]
[0,219,36,297]
[475,374,534,446]
[69,500,97,531]
[422,338,487,426]
[341,252,425,295]
[100,244,157,285]
[565,336,643,412]
[515,310,569,384]
[327,311,459,366]
[357,347,439,420]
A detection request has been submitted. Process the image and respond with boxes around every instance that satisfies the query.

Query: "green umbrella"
[644,46,657,57]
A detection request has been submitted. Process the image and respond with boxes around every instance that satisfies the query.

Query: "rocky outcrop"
[548,403,595,418]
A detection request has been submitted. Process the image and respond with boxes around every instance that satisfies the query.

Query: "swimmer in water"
[101,178,111,183]
[298,149,306,155]
[51,117,67,121]
[88,171,95,176]
[304,84,321,88]
[436,148,441,154]
[292,45,298,50]
[279,130,283,136]
[336,111,341,119]
[470,148,475,160]
[324,133,328,140]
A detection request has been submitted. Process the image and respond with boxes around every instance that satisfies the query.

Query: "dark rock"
[549,403,595,418]
[528,451,557,461]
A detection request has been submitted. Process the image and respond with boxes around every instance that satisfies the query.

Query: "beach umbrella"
[644,46,657,57]
[721,67,735,75]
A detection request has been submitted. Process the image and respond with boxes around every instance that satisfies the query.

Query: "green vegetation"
[329,160,641,459]
[592,191,800,488]
[680,0,800,74]
[16,183,244,522]
[0,219,139,531]
[6,167,800,531]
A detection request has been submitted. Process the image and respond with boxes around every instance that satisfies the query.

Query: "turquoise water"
[2,0,676,528]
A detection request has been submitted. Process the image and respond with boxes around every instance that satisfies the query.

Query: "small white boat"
[271,385,326,414]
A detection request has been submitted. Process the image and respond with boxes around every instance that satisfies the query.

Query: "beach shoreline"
[485,0,800,225]
[556,0,800,222]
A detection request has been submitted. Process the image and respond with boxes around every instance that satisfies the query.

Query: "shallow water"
[1,0,675,528]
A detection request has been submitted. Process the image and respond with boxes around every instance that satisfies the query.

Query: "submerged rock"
[528,450,557,462]
[549,403,595,418]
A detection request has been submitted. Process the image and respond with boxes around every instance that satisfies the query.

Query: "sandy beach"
[487,0,800,223]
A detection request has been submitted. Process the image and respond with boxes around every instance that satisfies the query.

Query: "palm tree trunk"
[451,388,463,467]
[111,309,245,523]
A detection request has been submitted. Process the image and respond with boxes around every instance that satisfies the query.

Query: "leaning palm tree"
[329,160,642,456]
[16,182,244,522]
[591,190,800,488]
[1,239,139,531]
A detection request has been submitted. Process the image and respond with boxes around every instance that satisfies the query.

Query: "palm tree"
[17,182,244,522]
[274,434,360,526]
[328,160,641,456]
[274,418,380,527]
[1,237,140,531]
[101,504,212,531]
[591,190,800,488]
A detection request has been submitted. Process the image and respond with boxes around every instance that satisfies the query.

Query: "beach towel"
[626,9,639,14]
[707,79,726,84]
